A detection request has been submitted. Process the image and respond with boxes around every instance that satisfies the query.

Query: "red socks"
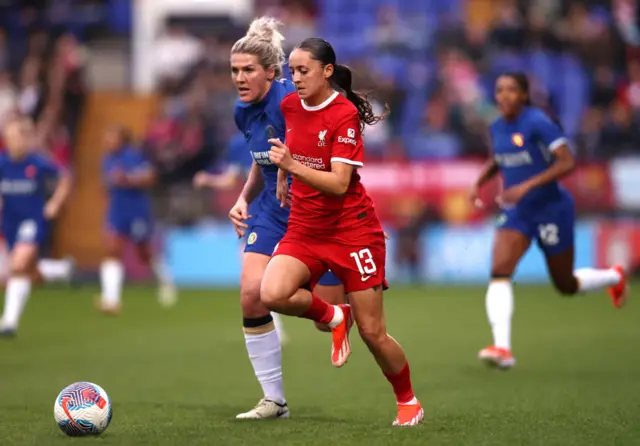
[383,362,415,404]
[300,293,335,324]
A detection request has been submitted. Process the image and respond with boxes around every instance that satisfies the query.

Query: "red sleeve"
[280,92,298,116]
[330,109,363,167]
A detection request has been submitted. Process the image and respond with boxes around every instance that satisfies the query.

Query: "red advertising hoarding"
[210,160,615,227]
[359,161,613,226]
[595,222,640,274]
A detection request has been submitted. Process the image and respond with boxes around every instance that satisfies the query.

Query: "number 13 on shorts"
[350,248,377,281]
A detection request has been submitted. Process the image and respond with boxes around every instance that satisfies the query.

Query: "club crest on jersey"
[247,232,258,245]
[318,129,328,147]
[25,165,36,178]
[511,133,524,148]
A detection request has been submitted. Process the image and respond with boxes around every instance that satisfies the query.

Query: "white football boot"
[236,398,290,420]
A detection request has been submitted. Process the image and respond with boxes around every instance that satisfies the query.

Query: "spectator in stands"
[17,56,44,120]
[52,32,87,141]
[406,93,463,160]
[489,0,526,50]
[368,5,422,56]
[0,27,8,71]
[280,2,316,52]
[0,71,17,128]
[153,24,203,92]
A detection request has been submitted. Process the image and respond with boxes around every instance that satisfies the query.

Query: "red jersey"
[280,91,381,239]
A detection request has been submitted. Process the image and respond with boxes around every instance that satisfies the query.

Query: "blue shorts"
[497,194,575,256]
[108,214,153,242]
[2,218,50,250]
[244,222,341,287]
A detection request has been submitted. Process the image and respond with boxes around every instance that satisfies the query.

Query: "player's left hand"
[111,169,129,186]
[268,138,294,172]
[497,183,530,206]
[276,169,291,207]
[44,200,61,219]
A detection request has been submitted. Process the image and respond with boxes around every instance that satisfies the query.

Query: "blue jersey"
[0,152,60,249]
[490,107,569,212]
[103,146,152,217]
[103,146,154,241]
[234,79,296,230]
[0,152,59,221]
[490,107,574,255]
[225,132,254,174]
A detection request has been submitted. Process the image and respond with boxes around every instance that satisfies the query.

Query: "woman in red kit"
[260,37,423,427]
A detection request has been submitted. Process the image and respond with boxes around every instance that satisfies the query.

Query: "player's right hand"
[193,171,210,189]
[228,199,250,238]
[469,184,484,209]
[44,200,61,219]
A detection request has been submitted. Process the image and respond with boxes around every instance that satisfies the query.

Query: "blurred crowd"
[147,0,640,189]
[0,0,638,223]
[0,25,86,168]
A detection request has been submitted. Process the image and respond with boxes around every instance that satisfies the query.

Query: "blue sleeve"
[281,79,297,95]
[234,102,245,133]
[226,133,253,171]
[133,150,153,171]
[35,155,61,177]
[534,111,567,151]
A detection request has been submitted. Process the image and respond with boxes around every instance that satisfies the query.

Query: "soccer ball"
[53,382,112,436]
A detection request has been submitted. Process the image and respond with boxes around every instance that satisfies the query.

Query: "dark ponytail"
[297,38,389,131]
[331,64,388,131]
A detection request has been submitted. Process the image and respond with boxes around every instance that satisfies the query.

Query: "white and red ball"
[53,382,112,436]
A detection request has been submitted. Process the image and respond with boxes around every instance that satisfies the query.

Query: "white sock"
[1,276,32,330]
[151,258,172,286]
[37,258,72,282]
[575,268,621,293]
[485,280,514,351]
[100,259,124,306]
[327,305,344,329]
[271,312,286,340]
[243,323,285,405]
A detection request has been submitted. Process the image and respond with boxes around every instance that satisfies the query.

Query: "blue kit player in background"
[471,72,629,369]
[98,124,176,315]
[0,116,71,337]
[194,17,345,420]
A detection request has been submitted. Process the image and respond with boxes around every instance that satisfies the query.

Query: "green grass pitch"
[0,283,638,445]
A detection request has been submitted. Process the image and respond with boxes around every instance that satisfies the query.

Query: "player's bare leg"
[0,243,38,337]
[349,285,423,426]
[545,248,629,308]
[97,233,125,315]
[261,255,352,367]
[236,253,289,420]
[136,242,177,308]
[312,282,346,332]
[480,229,529,369]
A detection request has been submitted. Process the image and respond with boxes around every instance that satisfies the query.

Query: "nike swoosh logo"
[361,275,372,282]
[287,129,292,132]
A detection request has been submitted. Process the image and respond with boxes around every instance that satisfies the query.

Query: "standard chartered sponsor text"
[293,153,326,169]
